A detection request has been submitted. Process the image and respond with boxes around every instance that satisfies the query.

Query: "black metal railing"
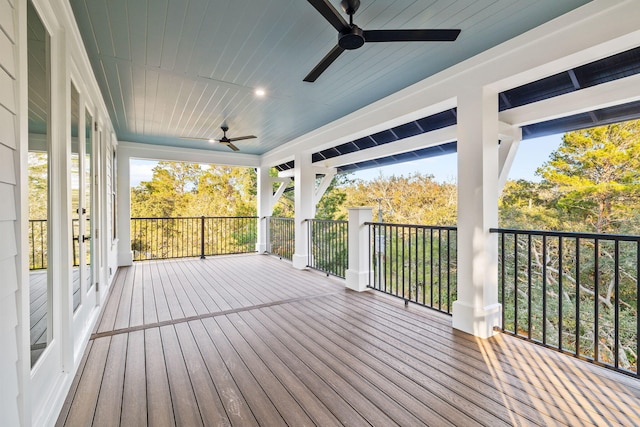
[368,222,457,314]
[492,228,639,377]
[131,216,257,261]
[71,218,82,267]
[307,219,348,278]
[30,219,84,270]
[267,217,295,261]
[29,219,48,270]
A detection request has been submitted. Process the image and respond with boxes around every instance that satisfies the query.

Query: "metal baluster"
[575,238,580,356]
[614,239,620,369]
[542,234,547,344]
[500,232,505,330]
[594,238,600,362]
[430,228,434,307]
[514,233,519,335]
[558,236,563,350]
[527,234,532,340]
[438,228,442,311]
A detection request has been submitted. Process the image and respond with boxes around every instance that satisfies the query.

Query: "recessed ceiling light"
[254,88,266,97]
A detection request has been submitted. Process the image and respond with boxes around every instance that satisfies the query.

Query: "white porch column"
[116,149,133,266]
[452,86,501,338]
[345,207,373,292]
[256,166,271,253]
[292,153,314,269]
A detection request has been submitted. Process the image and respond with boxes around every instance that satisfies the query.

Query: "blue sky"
[130,134,562,187]
[351,134,562,183]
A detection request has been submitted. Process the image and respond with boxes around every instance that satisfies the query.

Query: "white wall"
[0,1,22,425]
[0,0,119,425]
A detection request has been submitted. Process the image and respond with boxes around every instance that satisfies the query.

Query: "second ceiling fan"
[304,0,461,82]
[181,125,256,151]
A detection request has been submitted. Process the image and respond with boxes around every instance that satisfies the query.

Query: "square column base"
[255,243,267,253]
[118,250,133,267]
[292,254,308,270]
[345,269,371,292]
[452,301,501,339]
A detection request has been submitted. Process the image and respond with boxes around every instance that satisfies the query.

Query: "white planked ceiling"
[69,0,591,155]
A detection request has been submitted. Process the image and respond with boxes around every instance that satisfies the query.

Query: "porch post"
[452,85,501,339]
[256,166,271,253]
[292,152,314,269]
[345,207,373,292]
[116,149,133,266]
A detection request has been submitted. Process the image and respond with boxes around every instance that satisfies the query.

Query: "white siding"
[0,0,20,424]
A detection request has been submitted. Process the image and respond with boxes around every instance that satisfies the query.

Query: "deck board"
[62,337,110,426]
[343,290,640,423]
[159,325,203,427]
[188,319,259,426]
[233,310,371,426]
[173,322,232,427]
[225,312,344,427]
[144,327,175,427]
[201,317,287,425]
[215,315,318,426]
[58,254,640,426]
[296,295,559,425]
[93,333,128,427]
[120,330,147,427]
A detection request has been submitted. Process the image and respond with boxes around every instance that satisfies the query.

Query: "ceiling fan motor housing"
[340,0,360,15]
[339,26,365,49]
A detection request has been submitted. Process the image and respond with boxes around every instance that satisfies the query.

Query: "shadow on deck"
[56,254,640,426]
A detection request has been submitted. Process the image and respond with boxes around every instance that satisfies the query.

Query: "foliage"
[131,161,257,217]
[339,172,457,225]
[537,120,640,233]
[308,220,348,277]
[498,119,640,373]
[28,152,48,220]
[370,223,457,314]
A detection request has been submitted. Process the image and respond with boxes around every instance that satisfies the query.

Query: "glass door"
[27,0,51,367]
[82,110,94,294]
[70,83,80,312]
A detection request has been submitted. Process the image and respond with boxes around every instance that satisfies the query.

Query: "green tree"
[28,152,48,220]
[187,166,257,216]
[130,161,200,217]
[341,172,457,225]
[499,180,561,230]
[315,173,352,220]
[499,120,640,372]
[537,120,640,233]
[130,161,257,218]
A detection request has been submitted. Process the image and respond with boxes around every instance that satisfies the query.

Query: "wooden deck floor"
[56,254,640,426]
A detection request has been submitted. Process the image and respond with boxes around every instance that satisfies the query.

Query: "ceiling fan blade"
[223,142,240,151]
[304,44,346,82]
[228,135,256,142]
[180,136,214,142]
[363,29,461,43]
[307,0,349,32]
